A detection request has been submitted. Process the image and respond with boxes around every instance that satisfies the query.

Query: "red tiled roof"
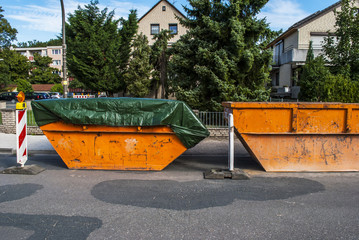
[32,84,54,91]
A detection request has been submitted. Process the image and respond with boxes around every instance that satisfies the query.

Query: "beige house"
[12,46,63,76]
[267,0,359,97]
[138,0,188,45]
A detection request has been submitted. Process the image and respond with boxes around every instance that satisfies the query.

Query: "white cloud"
[258,0,309,31]
[5,0,151,36]
[4,0,85,34]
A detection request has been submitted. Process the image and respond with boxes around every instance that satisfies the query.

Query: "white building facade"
[137,0,188,46]
[267,1,359,96]
[12,46,63,76]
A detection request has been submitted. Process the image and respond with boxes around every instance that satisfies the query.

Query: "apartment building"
[138,0,188,46]
[12,46,63,76]
[267,0,359,96]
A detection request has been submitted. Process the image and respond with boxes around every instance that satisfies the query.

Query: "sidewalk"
[0,133,56,154]
[0,132,250,157]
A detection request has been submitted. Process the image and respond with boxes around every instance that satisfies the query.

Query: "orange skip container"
[222,102,359,172]
[40,122,187,170]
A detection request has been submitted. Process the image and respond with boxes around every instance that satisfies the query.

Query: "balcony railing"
[273,48,323,65]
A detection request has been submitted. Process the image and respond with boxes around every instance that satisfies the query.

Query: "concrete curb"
[0,148,15,154]
[204,168,250,180]
[1,164,45,175]
[0,148,57,155]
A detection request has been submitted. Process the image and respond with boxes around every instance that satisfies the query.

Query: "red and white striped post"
[16,91,28,167]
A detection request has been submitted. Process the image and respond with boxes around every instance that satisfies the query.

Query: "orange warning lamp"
[16,91,27,110]
[17,91,25,103]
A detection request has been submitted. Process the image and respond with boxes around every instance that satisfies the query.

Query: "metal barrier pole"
[228,113,234,171]
[204,110,249,179]
[15,92,28,167]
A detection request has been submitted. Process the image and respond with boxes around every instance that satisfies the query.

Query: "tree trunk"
[160,51,166,99]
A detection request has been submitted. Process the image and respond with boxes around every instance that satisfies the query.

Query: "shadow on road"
[0,213,102,240]
[0,154,67,170]
[0,184,43,203]
[91,177,325,210]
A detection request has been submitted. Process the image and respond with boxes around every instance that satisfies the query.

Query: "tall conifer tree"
[30,53,62,84]
[66,1,138,95]
[124,33,152,97]
[168,0,279,111]
[0,6,17,48]
[151,30,173,98]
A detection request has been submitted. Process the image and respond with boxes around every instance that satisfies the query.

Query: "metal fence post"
[228,113,234,171]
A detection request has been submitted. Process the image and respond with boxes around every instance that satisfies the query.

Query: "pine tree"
[0,49,30,82]
[168,0,280,111]
[30,53,62,84]
[123,33,153,97]
[66,1,138,96]
[118,10,138,70]
[0,6,18,88]
[151,30,173,98]
[16,78,33,93]
[298,55,331,101]
[306,41,314,63]
[17,38,62,48]
[0,6,17,48]
[0,58,10,87]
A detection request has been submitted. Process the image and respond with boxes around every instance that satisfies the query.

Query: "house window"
[52,60,61,65]
[32,51,42,56]
[151,24,160,35]
[53,70,61,75]
[275,72,280,86]
[52,49,61,55]
[169,24,178,34]
[162,6,166,11]
[273,40,283,65]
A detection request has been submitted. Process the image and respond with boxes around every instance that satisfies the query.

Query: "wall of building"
[300,0,359,50]
[0,109,43,135]
[284,31,298,52]
[13,46,63,75]
[47,46,62,71]
[138,0,188,45]
[279,64,292,87]
[298,7,338,49]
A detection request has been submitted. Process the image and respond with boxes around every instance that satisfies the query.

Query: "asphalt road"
[0,145,359,239]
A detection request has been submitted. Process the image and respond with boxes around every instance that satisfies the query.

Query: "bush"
[16,78,33,93]
[51,83,63,94]
[299,57,359,103]
[323,74,359,102]
[298,56,330,101]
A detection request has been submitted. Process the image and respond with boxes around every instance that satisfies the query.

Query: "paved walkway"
[0,132,250,157]
[0,133,55,154]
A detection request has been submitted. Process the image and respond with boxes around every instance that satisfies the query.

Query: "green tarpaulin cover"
[31,98,209,149]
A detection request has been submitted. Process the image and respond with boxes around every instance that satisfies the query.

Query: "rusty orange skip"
[40,122,187,170]
[222,102,359,172]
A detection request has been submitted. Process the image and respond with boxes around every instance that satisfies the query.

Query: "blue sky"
[1,0,339,43]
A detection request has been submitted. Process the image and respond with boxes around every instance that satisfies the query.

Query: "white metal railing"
[197,111,228,128]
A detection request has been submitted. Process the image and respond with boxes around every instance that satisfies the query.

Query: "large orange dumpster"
[31,98,209,170]
[222,102,359,172]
